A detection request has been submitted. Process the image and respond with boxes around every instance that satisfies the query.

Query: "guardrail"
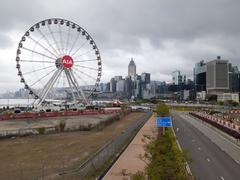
[189,112,240,139]
[57,111,152,179]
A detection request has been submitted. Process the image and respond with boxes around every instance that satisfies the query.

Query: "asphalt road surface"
[172,111,240,180]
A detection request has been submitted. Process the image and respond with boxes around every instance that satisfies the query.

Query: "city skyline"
[1,0,240,92]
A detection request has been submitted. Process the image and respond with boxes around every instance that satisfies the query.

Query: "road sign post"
[156,117,172,135]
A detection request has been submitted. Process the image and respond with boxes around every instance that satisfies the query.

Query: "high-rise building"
[116,79,125,92]
[172,70,185,85]
[194,60,207,91]
[206,56,229,94]
[128,58,136,80]
[132,75,142,98]
[125,76,132,98]
[229,64,240,92]
[110,78,117,93]
[141,72,151,84]
[114,76,123,81]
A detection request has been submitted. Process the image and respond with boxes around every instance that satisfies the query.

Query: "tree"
[156,103,170,117]
[144,128,191,180]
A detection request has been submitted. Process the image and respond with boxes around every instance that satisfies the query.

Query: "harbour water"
[0,99,35,107]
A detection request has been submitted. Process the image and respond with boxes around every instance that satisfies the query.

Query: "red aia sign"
[61,55,74,68]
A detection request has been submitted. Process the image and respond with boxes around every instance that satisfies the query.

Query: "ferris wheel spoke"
[74,64,98,71]
[20,59,55,63]
[73,67,97,81]
[71,39,88,57]
[69,69,88,104]
[22,65,56,75]
[71,69,88,86]
[65,26,71,54]
[36,28,60,57]
[73,49,94,59]
[68,31,80,55]
[21,46,56,60]
[30,68,56,87]
[58,23,65,55]
[27,36,59,58]
[54,69,63,88]
[47,24,62,55]
[74,59,98,63]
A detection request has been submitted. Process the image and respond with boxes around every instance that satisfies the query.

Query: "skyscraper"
[110,78,117,93]
[141,73,151,84]
[194,60,206,91]
[206,56,229,94]
[128,58,136,80]
[172,70,185,85]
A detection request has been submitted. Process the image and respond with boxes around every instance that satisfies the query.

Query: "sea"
[0,99,35,107]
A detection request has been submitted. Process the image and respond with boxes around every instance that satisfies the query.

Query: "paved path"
[172,111,240,180]
[103,115,157,180]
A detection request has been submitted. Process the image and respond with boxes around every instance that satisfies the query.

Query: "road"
[172,111,240,180]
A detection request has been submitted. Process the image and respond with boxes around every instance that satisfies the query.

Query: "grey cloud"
[0,33,13,48]
[1,0,240,90]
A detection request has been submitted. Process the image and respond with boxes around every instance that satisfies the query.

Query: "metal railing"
[57,111,152,179]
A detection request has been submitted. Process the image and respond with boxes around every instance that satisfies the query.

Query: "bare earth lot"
[0,112,144,180]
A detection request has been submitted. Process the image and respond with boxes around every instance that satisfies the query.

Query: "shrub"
[55,125,60,133]
[156,103,170,117]
[59,121,66,132]
[78,123,92,131]
[144,128,191,179]
[36,127,45,135]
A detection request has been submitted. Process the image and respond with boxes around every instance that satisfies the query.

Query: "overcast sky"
[0,0,240,92]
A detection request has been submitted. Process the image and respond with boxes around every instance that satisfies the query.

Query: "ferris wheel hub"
[61,55,74,69]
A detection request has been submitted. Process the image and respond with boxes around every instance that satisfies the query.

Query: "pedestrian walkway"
[103,115,157,180]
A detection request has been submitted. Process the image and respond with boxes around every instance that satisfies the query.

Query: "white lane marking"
[171,127,194,178]
[206,158,211,162]
[220,176,225,180]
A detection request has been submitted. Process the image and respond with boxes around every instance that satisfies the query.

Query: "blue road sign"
[156,117,172,127]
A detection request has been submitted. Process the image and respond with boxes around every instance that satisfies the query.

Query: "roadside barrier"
[189,112,240,139]
[0,109,131,121]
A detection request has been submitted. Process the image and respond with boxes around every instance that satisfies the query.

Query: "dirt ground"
[0,112,144,180]
[0,114,117,131]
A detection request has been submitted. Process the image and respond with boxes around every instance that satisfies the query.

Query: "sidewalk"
[104,115,157,180]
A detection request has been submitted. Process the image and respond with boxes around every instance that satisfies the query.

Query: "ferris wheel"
[16,18,102,107]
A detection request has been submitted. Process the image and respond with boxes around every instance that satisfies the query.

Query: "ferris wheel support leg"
[65,70,81,101]
[37,68,63,106]
[69,69,89,105]
[38,69,59,100]
[64,70,77,106]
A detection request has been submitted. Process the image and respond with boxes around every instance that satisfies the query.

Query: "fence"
[0,109,130,121]
[189,112,240,139]
[57,111,152,179]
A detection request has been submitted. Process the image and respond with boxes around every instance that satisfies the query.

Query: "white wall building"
[217,93,239,103]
